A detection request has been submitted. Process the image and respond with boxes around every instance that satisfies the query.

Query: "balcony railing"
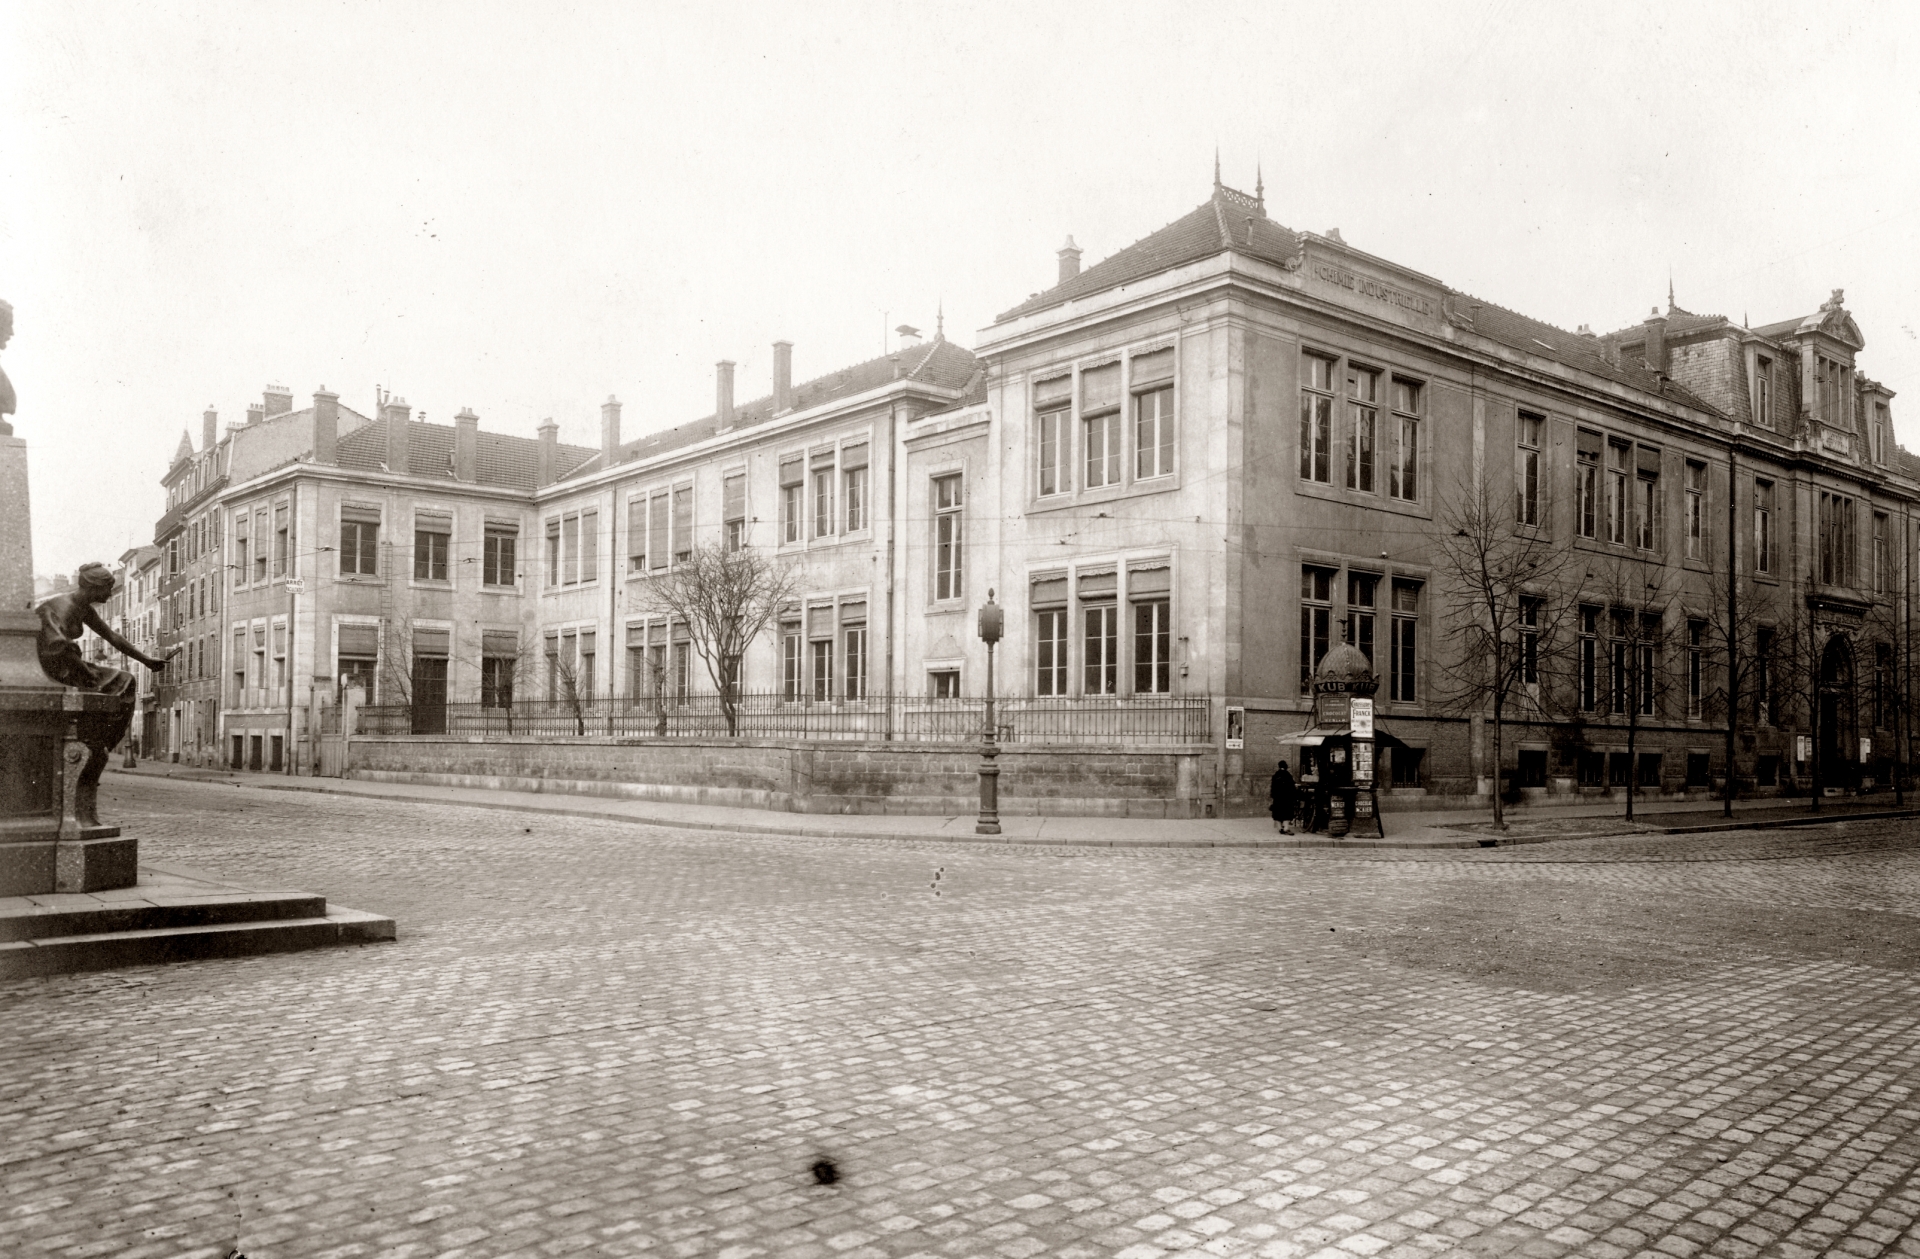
[355,691,1212,745]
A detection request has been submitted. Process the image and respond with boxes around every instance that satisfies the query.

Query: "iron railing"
[355,691,1212,745]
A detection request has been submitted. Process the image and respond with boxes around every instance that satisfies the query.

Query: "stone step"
[0,889,328,943]
[0,908,396,979]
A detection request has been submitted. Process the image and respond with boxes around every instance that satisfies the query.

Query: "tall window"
[1035,375,1071,497]
[1520,597,1542,687]
[1084,590,1118,696]
[723,473,747,551]
[1389,378,1421,502]
[781,621,801,702]
[1688,620,1705,718]
[1634,447,1661,551]
[1579,606,1599,712]
[780,456,804,544]
[1347,365,1379,493]
[843,444,869,532]
[1819,492,1855,586]
[1515,412,1542,525]
[1606,439,1630,544]
[483,525,517,587]
[1754,355,1773,428]
[933,474,963,601]
[1300,566,1333,692]
[1873,512,1890,594]
[339,507,379,576]
[1389,581,1419,702]
[812,453,836,539]
[1036,608,1068,696]
[1756,627,1775,724]
[1082,363,1121,489]
[1684,461,1706,560]
[1133,599,1171,694]
[844,624,867,701]
[1300,352,1335,483]
[273,504,289,578]
[1754,479,1775,575]
[1132,349,1175,480]
[1576,430,1600,539]
[1347,572,1377,664]
[414,516,451,581]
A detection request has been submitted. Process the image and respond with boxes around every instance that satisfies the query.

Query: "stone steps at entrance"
[0,863,396,979]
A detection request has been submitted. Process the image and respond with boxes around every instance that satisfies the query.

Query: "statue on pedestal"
[36,563,177,828]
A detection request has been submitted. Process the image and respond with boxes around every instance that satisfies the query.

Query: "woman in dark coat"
[1268,760,1298,834]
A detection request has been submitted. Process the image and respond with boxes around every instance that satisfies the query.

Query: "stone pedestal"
[0,433,140,895]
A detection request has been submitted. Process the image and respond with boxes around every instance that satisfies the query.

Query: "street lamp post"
[976,589,1003,835]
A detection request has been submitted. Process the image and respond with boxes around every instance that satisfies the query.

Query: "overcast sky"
[7,1,1920,577]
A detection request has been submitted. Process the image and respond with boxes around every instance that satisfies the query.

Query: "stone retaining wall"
[348,736,1215,818]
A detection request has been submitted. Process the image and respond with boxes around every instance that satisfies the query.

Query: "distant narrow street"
[4,776,1919,1259]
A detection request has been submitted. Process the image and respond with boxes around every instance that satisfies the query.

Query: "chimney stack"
[1643,307,1669,377]
[537,419,558,487]
[246,403,265,426]
[263,384,293,417]
[773,341,793,414]
[383,395,412,475]
[601,395,622,466]
[454,408,478,481]
[202,407,218,451]
[1058,236,1082,284]
[312,387,339,465]
[716,360,736,433]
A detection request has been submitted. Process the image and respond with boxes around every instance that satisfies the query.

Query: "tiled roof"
[335,419,594,491]
[995,183,1304,322]
[563,338,979,480]
[1458,296,1726,417]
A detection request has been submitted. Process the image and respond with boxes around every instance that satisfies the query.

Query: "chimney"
[716,360,736,433]
[773,341,793,414]
[383,395,411,475]
[600,395,622,466]
[246,403,265,426]
[202,407,218,451]
[454,408,478,481]
[537,419,559,487]
[1058,236,1082,284]
[312,387,339,465]
[1643,306,1669,377]
[263,384,293,417]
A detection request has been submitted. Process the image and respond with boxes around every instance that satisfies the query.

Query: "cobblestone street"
[4,776,1920,1259]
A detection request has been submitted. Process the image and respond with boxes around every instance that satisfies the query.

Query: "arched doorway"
[1819,633,1858,791]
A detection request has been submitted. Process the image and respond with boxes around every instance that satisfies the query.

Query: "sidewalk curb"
[106,766,1916,852]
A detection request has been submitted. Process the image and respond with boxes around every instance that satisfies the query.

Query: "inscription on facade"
[1311,263,1439,319]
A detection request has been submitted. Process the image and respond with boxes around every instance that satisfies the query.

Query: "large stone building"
[188,173,1916,807]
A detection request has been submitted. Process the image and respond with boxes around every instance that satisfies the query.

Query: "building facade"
[190,175,1917,808]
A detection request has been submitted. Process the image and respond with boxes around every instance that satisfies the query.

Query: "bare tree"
[636,542,796,736]
[1431,477,1577,828]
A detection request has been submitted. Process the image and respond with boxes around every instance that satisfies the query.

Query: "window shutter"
[1030,574,1069,609]
[1078,568,1117,600]
[840,442,869,470]
[1081,363,1120,412]
[413,627,451,656]
[1130,348,1174,387]
[337,624,379,657]
[1127,563,1172,599]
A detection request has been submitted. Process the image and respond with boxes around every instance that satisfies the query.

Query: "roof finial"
[1213,147,1221,189]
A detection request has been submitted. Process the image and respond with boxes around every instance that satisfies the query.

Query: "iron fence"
[355,691,1212,745]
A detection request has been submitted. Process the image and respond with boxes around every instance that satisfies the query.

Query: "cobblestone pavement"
[4,778,1920,1259]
